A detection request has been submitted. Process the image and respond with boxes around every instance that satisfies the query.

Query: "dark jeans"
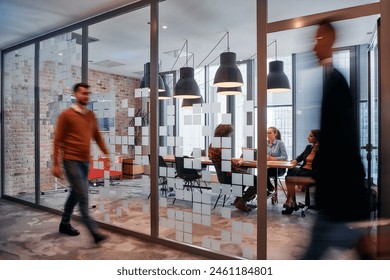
[61,160,98,234]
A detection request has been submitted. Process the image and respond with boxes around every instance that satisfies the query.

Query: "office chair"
[210,158,255,211]
[173,156,202,204]
[284,175,316,217]
[210,158,232,209]
[300,182,316,217]
[148,155,171,199]
[191,149,207,169]
[270,168,287,205]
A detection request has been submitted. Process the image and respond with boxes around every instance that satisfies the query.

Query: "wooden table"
[232,158,295,169]
[163,155,295,169]
[163,155,213,165]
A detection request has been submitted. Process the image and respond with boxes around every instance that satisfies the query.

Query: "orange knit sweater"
[53,107,109,165]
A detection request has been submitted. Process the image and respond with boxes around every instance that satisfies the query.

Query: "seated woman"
[208,124,256,212]
[282,129,320,214]
[266,127,288,196]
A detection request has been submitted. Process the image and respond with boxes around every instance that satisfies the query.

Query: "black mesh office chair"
[300,182,316,217]
[211,158,258,213]
[210,158,232,209]
[148,155,171,199]
[173,156,202,204]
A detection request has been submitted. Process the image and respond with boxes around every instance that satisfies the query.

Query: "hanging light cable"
[173,40,201,99]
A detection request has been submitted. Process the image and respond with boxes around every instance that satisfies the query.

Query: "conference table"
[162,154,295,204]
[162,154,295,169]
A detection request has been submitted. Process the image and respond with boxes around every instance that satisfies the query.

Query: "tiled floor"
[0,198,207,260]
[1,191,369,260]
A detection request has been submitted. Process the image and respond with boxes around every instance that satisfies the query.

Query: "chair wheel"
[301,211,305,217]
[271,196,277,205]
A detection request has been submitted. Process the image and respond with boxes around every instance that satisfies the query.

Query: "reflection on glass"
[3,45,36,202]
[39,30,82,208]
[87,7,151,235]
[159,0,257,259]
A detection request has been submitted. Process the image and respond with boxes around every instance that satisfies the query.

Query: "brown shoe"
[234,198,252,212]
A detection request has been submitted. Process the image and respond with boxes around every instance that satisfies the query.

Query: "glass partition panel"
[178,66,205,156]
[3,45,36,202]
[159,0,257,259]
[87,6,151,234]
[39,30,82,208]
[266,7,378,258]
[234,63,249,155]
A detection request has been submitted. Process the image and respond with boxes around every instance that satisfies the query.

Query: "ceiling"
[0,0,380,77]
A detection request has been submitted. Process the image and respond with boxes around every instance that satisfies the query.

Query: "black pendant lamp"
[213,52,244,88]
[267,40,290,92]
[173,40,201,99]
[174,67,201,99]
[159,75,172,100]
[217,86,242,95]
[213,32,243,88]
[181,96,204,109]
[139,62,165,92]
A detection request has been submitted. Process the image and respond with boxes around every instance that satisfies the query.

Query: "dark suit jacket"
[316,67,370,221]
[295,144,319,171]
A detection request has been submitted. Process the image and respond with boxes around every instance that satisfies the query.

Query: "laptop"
[240,147,257,161]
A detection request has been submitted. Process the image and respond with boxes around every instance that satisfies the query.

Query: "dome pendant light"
[213,52,244,87]
[159,75,172,100]
[217,86,242,95]
[267,40,290,92]
[173,40,201,99]
[139,62,165,92]
[213,31,243,88]
[174,67,201,99]
[181,96,204,109]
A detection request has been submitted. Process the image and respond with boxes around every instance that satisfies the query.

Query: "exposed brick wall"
[3,57,36,196]
[38,61,80,193]
[88,69,142,144]
[5,59,141,195]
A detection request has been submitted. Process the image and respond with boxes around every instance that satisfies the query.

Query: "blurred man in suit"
[301,20,372,259]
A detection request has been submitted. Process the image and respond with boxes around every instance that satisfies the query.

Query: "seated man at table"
[282,129,320,214]
[208,124,256,212]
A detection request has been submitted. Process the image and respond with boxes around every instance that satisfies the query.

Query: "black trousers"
[267,168,286,191]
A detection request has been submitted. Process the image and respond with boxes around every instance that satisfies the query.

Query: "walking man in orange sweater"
[52,82,109,244]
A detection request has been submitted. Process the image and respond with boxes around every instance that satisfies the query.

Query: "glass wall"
[0,0,384,260]
[266,55,293,159]
[39,30,82,208]
[159,0,258,259]
[3,45,35,202]
[266,3,379,258]
[87,7,151,234]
